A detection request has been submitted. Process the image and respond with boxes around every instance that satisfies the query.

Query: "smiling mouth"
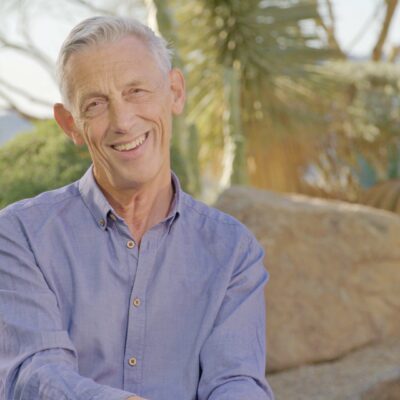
[112,132,149,152]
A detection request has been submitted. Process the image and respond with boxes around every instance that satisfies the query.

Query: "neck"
[97,170,173,243]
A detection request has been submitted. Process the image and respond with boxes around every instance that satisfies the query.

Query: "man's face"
[56,35,185,192]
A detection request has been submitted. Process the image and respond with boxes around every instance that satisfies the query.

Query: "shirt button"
[99,219,105,227]
[128,357,137,366]
[127,240,135,249]
[133,298,141,307]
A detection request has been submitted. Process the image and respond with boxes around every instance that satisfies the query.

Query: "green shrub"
[0,120,91,208]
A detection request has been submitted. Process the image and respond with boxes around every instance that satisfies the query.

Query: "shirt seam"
[4,190,81,214]
[180,193,255,248]
[181,194,242,227]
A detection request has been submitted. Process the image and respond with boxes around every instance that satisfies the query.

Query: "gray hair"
[56,15,173,106]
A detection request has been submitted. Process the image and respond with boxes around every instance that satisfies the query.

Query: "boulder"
[268,338,400,400]
[362,377,400,400]
[215,187,400,372]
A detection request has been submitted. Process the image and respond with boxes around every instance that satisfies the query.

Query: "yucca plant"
[148,0,337,194]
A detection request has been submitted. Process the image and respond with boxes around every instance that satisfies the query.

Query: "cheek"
[155,114,172,144]
[82,118,107,145]
[157,103,173,129]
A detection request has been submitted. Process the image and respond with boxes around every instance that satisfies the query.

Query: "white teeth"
[113,134,147,151]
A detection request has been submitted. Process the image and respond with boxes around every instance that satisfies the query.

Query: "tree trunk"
[220,67,247,188]
[317,0,346,58]
[372,0,399,61]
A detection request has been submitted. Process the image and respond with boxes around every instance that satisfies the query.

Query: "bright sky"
[331,0,400,57]
[0,0,399,118]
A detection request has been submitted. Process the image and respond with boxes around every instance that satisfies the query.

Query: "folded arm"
[197,234,274,400]
[0,212,137,400]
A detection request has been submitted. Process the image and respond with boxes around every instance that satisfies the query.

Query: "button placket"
[124,241,148,387]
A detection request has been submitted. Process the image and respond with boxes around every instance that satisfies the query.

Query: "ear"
[169,68,186,115]
[53,103,85,146]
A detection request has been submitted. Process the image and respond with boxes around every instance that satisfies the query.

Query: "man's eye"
[87,101,101,110]
[83,100,107,116]
[129,88,144,95]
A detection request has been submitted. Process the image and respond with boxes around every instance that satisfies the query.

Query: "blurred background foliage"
[0,120,91,208]
[0,0,400,213]
[302,61,400,202]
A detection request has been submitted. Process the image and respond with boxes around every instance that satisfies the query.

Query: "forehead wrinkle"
[76,58,147,88]
[69,62,121,109]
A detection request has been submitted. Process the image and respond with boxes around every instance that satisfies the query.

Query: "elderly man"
[0,16,274,400]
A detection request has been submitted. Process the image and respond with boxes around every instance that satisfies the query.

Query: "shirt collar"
[166,171,182,230]
[78,166,115,230]
[78,166,182,231]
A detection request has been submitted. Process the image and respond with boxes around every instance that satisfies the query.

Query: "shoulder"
[179,192,266,278]
[0,182,80,227]
[180,191,259,247]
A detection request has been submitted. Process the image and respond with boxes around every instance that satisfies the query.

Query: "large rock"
[362,377,400,400]
[268,338,400,400]
[215,187,400,372]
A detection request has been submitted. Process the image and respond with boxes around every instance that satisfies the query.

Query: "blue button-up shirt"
[0,167,273,400]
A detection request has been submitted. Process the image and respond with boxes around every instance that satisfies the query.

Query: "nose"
[109,98,138,134]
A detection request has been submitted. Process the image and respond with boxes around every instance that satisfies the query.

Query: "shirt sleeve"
[0,212,135,400]
[197,233,275,400]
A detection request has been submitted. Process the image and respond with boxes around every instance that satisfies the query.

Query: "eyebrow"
[124,79,147,89]
[77,78,150,109]
[80,80,145,98]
